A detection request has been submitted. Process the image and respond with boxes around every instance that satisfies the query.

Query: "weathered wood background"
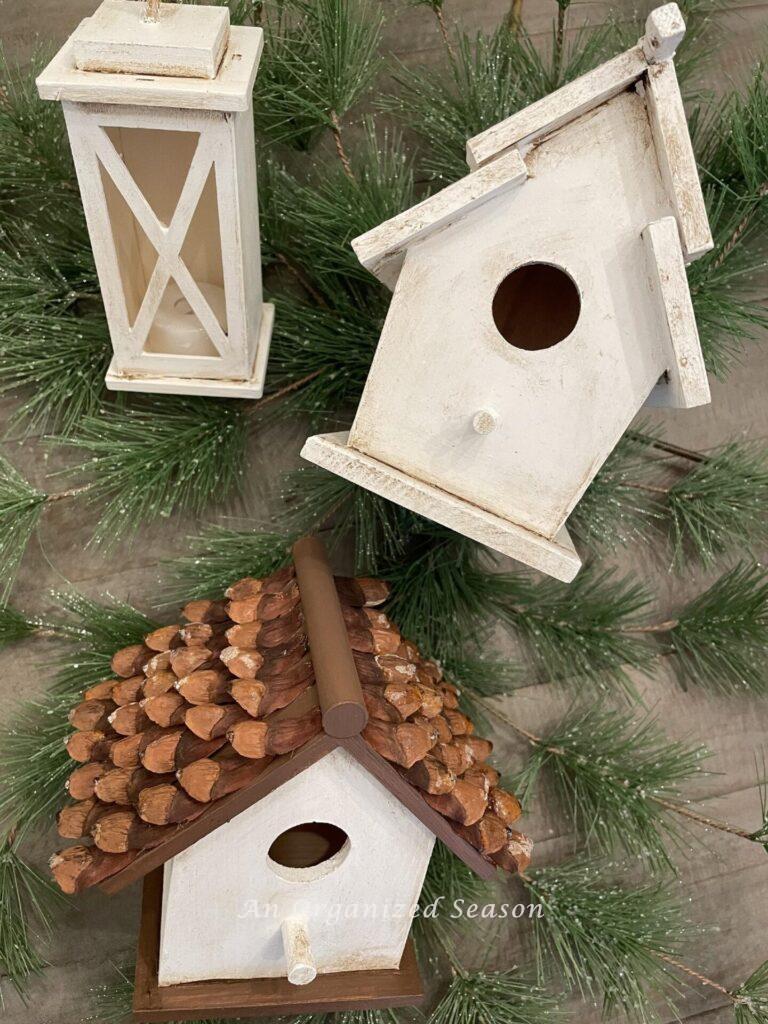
[0,1,766,1022]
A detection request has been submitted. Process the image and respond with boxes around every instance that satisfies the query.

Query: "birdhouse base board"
[105,303,274,399]
[134,870,425,1022]
[301,431,581,581]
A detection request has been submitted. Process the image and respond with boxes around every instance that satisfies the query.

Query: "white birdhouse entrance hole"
[492,263,581,351]
[267,822,350,881]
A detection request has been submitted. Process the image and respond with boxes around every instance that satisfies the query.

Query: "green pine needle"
[0,591,156,832]
[665,563,768,695]
[514,707,710,871]
[52,399,250,547]
[0,837,68,1003]
[427,970,563,1024]
[666,442,768,566]
[0,454,46,599]
[523,860,687,1021]
[0,312,109,435]
[382,21,617,183]
[494,569,654,698]
[256,0,383,149]
[284,468,415,572]
[0,605,37,649]
[734,960,768,1024]
[163,526,291,603]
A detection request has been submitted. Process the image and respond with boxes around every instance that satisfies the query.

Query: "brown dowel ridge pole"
[292,536,369,738]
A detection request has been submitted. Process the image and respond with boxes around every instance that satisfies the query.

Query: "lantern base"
[133,869,425,1022]
[105,304,273,399]
[301,431,581,582]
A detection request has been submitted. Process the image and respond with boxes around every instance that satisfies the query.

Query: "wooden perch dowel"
[50,845,138,894]
[281,917,317,986]
[292,536,368,738]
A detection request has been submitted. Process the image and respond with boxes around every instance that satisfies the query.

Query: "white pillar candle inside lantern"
[36,0,274,398]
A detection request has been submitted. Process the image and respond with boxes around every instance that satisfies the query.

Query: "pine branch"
[664,563,768,695]
[0,454,46,599]
[523,860,688,1021]
[734,960,768,1024]
[427,970,564,1024]
[0,592,156,833]
[0,605,37,649]
[0,836,68,1004]
[51,399,250,548]
[163,526,291,602]
[255,0,383,150]
[381,21,617,183]
[512,707,709,871]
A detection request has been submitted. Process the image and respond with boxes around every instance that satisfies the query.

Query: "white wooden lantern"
[302,4,712,582]
[36,0,273,398]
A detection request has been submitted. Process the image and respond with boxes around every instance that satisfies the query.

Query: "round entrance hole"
[267,822,350,881]
[492,262,581,351]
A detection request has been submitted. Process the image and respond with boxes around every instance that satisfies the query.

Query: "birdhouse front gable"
[302,5,712,582]
[159,745,436,986]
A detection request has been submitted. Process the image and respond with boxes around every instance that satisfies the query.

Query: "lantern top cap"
[37,13,262,112]
[70,0,230,80]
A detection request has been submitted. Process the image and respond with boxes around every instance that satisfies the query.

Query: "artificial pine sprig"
[163,525,291,602]
[52,400,250,547]
[0,835,68,1003]
[0,454,47,598]
[513,707,709,871]
[659,956,768,1024]
[522,860,687,1022]
[427,970,564,1024]
[663,563,768,695]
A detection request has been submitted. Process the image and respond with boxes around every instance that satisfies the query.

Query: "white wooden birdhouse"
[36,0,273,398]
[302,4,712,582]
[51,537,530,1021]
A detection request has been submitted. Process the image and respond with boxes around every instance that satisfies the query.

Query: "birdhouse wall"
[348,88,685,541]
[62,100,265,382]
[157,746,436,986]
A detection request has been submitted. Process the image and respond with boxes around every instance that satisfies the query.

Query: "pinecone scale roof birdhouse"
[51,537,529,1021]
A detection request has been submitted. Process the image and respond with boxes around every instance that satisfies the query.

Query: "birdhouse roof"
[50,537,531,896]
[352,3,710,290]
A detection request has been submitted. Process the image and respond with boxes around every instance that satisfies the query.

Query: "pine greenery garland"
[0,0,766,1018]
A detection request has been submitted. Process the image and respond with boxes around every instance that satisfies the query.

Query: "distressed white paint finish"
[158,747,435,986]
[72,0,230,79]
[642,3,686,63]
[302,432,582,582]
[644,60,714,261]
[329,91,701,546]
[643,217,710,409]
[37,24,262,112]
[465,46,647,168]
[38,11,273,398]
[353,150,527,290]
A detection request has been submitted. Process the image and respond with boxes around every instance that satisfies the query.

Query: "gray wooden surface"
[0,1,766,1022]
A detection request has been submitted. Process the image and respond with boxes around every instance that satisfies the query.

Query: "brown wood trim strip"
[133,869,424,1022]
[341,735,498,882]
[292,536,368,738]
[101,731,338,894]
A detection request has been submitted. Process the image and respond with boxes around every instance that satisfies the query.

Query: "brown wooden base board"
[133,869,426,1022]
